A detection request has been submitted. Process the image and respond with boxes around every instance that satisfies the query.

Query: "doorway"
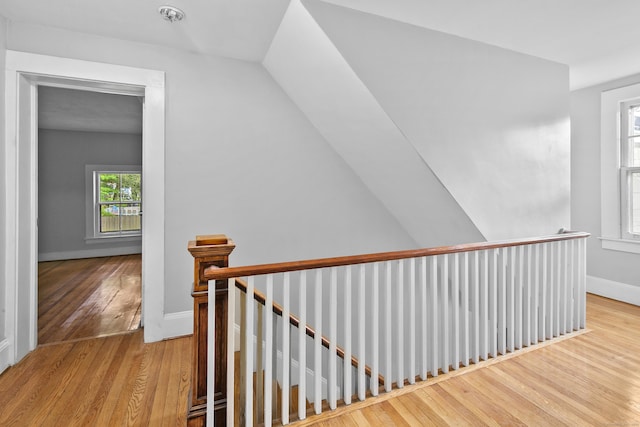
[37,86,143,345]
[2,51,166,368]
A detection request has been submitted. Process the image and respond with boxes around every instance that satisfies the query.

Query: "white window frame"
[600,85,640,253]
[85,164,142,242]
[619,100,640,240]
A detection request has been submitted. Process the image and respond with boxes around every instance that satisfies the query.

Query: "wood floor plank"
[38,255,142,345]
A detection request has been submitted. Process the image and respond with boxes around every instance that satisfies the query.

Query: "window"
[620,101,640,240]
[86,165,142,240]
[600,85,640,253]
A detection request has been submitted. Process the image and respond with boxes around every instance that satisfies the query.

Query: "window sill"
[85,235,142,244]
[599,237,640,254]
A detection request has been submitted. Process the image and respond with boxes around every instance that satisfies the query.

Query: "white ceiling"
[5,0,640,132]
[38,86,142,134]
[2,0,640,89]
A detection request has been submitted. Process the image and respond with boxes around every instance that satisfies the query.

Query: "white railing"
[204,231,589,426]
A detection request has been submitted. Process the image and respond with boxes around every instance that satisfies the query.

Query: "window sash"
[94,171,142,237]
[621,167,640,239]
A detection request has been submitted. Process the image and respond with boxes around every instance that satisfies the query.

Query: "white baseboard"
[38,246,142,261]
[587,275,640,306]
[162,310,193,339]
[0,338,11,375]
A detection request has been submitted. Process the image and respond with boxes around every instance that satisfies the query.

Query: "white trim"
[601,84,640,253]
[587,275,640,306]
[3,51,166,369]
[162,311,193,339]
[85,164,142,240]
[598,237,640,254]
[38,246,142,262]
[0,338,11,375]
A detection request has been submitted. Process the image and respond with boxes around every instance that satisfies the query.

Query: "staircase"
[188,231,590,426]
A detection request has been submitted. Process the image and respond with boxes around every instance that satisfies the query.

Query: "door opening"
[37,86,143,344]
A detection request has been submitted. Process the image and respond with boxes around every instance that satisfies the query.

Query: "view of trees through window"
[98,172,141,233]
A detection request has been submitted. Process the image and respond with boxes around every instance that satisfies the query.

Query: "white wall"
[0,15,8,361]
[38,129,142,260]
[571,75,640,288]
[263,0,483,249]
[6,21,417,316]
[303,0,571,241]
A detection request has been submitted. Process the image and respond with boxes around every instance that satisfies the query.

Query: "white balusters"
[507,247,515,353]
[430,256,438,377]
[498,248,507,355]
[409,258,416,383]
[420,257,428,379]
[490,249,498,358]
[358,264,366,399]
[264,275,273,426]
[516,246,523,350]
[452,253,460,371]
[397,259,405,386]
[541,243,548,342]
[225,279,234,427]
[385,262,392,391]
[314,269,322,415]
[344,266,352,404]
[441,255,449,374]
[298,272,306,421]
[216,235,589,425]
[246,276,256,425]
[329,268,337,410]
[371,263,380,396]
[472,251,481,364]
[281,273,290,425]
[462,252,470,367]
[481,250,489,361]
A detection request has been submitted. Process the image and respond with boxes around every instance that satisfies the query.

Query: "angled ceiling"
[1,0,639,88]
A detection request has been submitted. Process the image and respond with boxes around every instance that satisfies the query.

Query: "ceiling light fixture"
[159,5,185,23]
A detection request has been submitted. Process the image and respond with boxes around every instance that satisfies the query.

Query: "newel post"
[187,234,235,427]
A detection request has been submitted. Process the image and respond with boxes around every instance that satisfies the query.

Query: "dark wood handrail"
[234,278,385,385]
[205,232,590,281]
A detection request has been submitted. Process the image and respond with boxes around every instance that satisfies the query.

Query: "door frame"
[2,51,166,368]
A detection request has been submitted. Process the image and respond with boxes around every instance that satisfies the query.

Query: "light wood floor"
[38,255,142,345]
[299,294,640,426]
[0,294,638,426]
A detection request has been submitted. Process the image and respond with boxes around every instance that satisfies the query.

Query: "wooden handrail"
[205,232,590,281]
[234,278,385,385]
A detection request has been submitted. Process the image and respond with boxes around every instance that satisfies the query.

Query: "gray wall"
[7,21,418,315]
[37,129,142,259]
[571,76,640,286]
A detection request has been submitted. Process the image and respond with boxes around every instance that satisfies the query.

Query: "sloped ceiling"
[2,0,640,88]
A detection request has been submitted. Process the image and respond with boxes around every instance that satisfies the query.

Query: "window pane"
[120,203,141,231]
[120,173,141,201]
[99,203,141,233]
[634,138,640,167]
[630,105,640,137]
[633,172,640,234]
[100,204,120,233]
[99,173,120,202]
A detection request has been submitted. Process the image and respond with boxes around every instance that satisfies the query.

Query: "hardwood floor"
[298,294,640,426]
[0,294,638,426]
[0,331,191,426]
[38,255,142,345]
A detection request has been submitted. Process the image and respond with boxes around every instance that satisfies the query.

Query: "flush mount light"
[159,5,185,23]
